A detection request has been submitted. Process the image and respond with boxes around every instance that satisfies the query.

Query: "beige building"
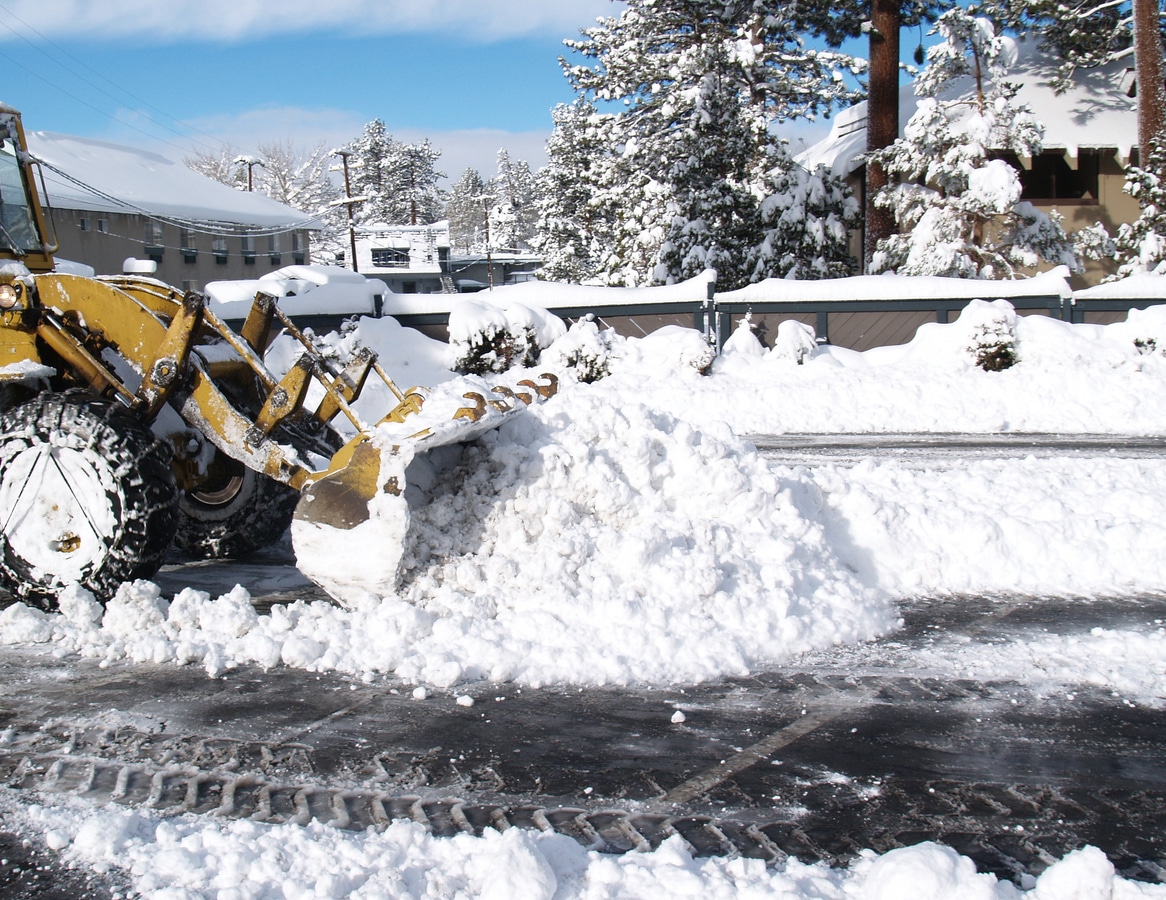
[798,42,1141,289]
[26,131,320,291]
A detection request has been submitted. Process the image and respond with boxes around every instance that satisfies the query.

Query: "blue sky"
[1,0,875,183]
[0,0,619,180]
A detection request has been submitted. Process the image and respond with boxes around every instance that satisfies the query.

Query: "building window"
[371,247,409,268]
[212,235,228,264]
[96,218,109,233]
[144,221,164,262]
[268,233,281,264]
[78,217,90,232]
[241,234,256,264]
[1011,151,1100,203]
[181,228,197,263]
[292,231,306,265]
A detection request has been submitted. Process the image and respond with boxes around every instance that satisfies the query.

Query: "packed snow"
[3,295,1166,897]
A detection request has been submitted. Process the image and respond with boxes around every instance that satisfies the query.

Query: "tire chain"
[0,731,1163,885]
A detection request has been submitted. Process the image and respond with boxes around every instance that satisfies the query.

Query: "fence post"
[816,310,830,345]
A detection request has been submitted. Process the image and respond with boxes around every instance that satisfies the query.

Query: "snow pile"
[0,392,890,686]
[17,803,1166,900]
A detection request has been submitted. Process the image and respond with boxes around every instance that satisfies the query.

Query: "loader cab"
[0,104,57,274]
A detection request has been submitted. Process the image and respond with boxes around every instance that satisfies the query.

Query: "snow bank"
[17,802,1166,900]
[607,300,1166,435]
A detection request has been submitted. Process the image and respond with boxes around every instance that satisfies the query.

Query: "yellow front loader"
[0,104,555,608]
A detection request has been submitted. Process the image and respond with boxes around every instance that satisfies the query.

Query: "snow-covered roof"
[26,131,322,232]
[357,221,451,249]
[798,42,1138,179]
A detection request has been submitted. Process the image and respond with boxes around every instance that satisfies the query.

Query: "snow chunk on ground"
[16,802,1166,900]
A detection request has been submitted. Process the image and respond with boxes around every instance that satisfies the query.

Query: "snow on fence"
[204,264,1166,352]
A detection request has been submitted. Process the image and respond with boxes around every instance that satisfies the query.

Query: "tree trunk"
[1134,0,1166,162]
[865,0,901,271]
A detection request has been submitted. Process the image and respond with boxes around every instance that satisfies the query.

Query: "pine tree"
[488,150,538,252]
[447,167,489,253]
[533,101,605,283]
[385,139,445,226]
[751,159,861,280]
[867,10,1080,278]
[551,0,862,289]
[342,119,401,225]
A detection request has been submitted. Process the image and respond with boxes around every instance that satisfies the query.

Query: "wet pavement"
[0,591,1162,887]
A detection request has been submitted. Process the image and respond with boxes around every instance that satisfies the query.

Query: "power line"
[0,3,227,156]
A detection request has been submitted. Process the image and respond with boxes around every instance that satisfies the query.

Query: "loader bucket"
[291,374,557,604]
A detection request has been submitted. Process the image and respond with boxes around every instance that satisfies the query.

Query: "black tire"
[0,392,179,608]
[174,451,300,559]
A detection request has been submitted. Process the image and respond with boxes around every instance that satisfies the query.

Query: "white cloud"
[98,105,550,184]
[0,0,616,43]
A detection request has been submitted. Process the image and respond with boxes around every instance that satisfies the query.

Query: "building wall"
[1036,152,1140,288]
[48,208,313,290]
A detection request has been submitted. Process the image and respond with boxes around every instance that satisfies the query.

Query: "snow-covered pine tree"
[1085,141,1166,277]
[533,101,605,283]
[488,149,538,252]
[385,139,445,226]
[867,10,1080,278]
[342,119,401,226]
[555,0,862,289]
[447,167,489,253]
[750,155,861,281]
[655,37,764,287]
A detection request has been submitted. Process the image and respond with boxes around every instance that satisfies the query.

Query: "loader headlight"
[0,282,20,310]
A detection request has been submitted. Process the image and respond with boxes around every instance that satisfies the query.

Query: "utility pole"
[332,149,361,273]
[234,156,265,192]
[482,196,494,290]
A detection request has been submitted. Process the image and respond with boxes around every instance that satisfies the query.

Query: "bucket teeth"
[518,373,559,400]
[454,392,488,422]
